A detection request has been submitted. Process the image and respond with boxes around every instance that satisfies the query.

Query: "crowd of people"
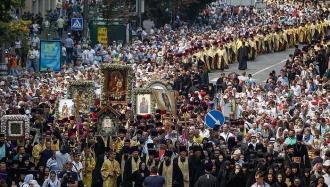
[0,0,329,187]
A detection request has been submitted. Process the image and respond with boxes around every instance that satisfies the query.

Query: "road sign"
[71,18,83,31]
[204,110,225,129]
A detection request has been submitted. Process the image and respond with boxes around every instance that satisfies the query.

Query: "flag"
[217,93,225,112]
[213,94,218,110]
[181,128,186,145]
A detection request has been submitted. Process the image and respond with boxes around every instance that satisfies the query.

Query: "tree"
[0,0,19,22]
[145,0,213,26]
[0,0,29,67]
[100,0,135,21]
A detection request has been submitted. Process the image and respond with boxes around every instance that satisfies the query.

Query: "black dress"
[238,46,248,70]
[132,169,150,187]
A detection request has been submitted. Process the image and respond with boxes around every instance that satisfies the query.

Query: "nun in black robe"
[238,42,249,70]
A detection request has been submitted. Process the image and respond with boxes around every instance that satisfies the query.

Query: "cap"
[296,134,303,141]
[119,128,127,134]
[204,160,213,172]
[155,122,163,127]
[122,146,130,154]
[148,149,157,156]
[130,146,139,154]
[206,142,213,148]
[164,150,173,157]
[179,146,187,153]
[147,143,154,149]
[193,145,203,153]
[324,160,330,167]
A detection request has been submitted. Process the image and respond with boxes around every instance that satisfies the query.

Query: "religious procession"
[0,0,329,187]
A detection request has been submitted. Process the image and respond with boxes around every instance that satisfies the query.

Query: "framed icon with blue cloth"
[39,40,61,72]
[0,115,30,141]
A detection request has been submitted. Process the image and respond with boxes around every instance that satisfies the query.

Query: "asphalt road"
[208,48,295,84]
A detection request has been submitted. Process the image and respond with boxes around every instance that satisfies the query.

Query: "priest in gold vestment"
[158,150,183,187]
[101,150,121,187]
[174,146,190,187]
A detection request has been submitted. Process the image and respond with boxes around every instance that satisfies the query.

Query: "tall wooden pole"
[75,93,81,142]
[83,0,89,39]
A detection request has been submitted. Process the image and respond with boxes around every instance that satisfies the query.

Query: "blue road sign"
[204,110,225,129]
[71,18,83,31]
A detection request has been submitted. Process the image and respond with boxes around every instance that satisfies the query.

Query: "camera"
[64,172,75,184]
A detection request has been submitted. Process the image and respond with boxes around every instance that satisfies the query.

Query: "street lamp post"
[137,0,142,28]
[83,0,89,39]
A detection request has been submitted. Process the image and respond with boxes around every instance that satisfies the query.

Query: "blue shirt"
[144,176,165,187]
[65,38,74,48]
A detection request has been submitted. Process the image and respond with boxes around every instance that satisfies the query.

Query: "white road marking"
[252,59,287,76]
[209,58,288,83]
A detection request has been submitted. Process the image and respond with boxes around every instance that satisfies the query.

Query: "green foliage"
[180,0,214,21]
[145,0,213,26]
[0,20,30,44]
[0,0,19,22]
[100,0,135,21]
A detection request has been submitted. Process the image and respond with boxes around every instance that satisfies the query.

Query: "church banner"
[39,40,61,72]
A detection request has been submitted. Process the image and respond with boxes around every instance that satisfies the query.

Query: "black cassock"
[188,156,204,187]
[238,46,249,70]
[158,161,184,187]
[122,157,143,187]
[194,174,218,187]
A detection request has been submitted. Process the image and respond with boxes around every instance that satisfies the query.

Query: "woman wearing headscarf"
[42,170,61,187]
[272,173,288,187]
[132,162,150,187]
[29,180,41,187]
[21,174,34,187]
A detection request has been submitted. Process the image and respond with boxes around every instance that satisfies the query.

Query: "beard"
[165,159,171,166]
[147,159,153,166]
[180,157,186,162]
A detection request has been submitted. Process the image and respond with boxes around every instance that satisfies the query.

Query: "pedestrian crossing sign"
[71,18,83,31]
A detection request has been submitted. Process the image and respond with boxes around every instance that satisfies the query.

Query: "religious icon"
[137,94,151,115]
[101,65,133,107]
[153,90,176,116]
[139,97,149,114]
[61,102,69,118]
[58,99,74,119]
[105,70,127,102]
[108,71,124,93]
[161,93,172,112]
[1,115,30,140]
[102,116,113,128]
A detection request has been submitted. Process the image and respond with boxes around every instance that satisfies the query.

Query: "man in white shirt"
[31,47,40,72]
[87,48,95,64]
[220,124,234,142]
[199,123,210,138]
[72,152,84,186]
[31,34,40,48]
[323,160,330,186]
[251,171,271,187]
[57,17,65,38]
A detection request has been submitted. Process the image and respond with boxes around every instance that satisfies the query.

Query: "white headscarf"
[29,180,40,187]
[21,174,33,187]
[46,171,60,187]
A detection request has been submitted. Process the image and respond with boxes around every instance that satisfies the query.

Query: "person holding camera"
[72,152,84,187]
[58,161,79,187]
[42,170,61,187]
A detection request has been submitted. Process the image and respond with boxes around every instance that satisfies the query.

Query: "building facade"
[24,0,57,17]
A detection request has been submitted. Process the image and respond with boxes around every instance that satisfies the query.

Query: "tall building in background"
[24,0,57,16]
